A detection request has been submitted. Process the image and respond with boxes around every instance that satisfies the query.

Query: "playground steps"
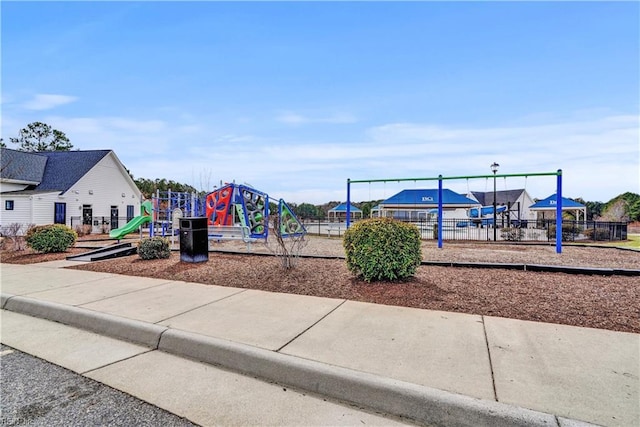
[66,243,137,262]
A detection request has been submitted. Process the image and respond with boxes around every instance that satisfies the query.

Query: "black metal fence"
[70,216,134,234]
[71,216,628,242]
[300,218,629,242]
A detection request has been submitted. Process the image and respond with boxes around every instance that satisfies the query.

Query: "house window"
[5,200,14,210]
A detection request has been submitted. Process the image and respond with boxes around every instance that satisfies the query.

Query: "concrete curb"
[159,328,560,427]
[2,295,166,348]
[2,294,598,427]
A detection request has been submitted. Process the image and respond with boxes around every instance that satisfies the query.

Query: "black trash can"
[179,217,209,263]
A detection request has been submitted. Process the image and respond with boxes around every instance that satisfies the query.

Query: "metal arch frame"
[346,170,564,253]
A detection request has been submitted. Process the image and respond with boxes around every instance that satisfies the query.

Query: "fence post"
[437,176,443,249]
[555,170,563,253]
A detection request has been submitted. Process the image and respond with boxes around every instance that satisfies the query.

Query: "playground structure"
[205,184,268,241]
[141,184,306,247]
[346,170,565,253]
[151,190,205,238]
[204,183,305,244]
[105,183,306,249]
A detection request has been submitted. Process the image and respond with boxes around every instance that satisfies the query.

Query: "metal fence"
[70,216,134,234]
[301,218,629,242]
[71,216,628,242]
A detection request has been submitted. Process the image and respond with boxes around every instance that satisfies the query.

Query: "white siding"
[1,151,142,234]
[0,182,30,192]
[30,192,66,226]
[515,191,536,221]
[65,152,142,231]
[0,192,58,232]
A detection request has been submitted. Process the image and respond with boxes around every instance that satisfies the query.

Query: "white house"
[469,189,536,226]
[1,148,142,234]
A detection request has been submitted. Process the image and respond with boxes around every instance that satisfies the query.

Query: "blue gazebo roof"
[529,194,586,210]
[329,202,362,213]
[381,189,479,206]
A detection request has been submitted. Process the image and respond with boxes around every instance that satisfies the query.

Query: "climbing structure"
[205,183,270,239]
[204,183,305,240]
[279,199,306,237]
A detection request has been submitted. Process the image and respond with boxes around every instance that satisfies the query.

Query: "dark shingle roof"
[1,148,112,194]
[471,189,525,206]
[35,150,111,192]
[0,148,47,183]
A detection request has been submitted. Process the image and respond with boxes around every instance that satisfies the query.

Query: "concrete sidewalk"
[1,261,638,426]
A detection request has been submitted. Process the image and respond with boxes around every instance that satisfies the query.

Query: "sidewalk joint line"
[74,280,177,306]
[481,315,498,402]
[156,328,170,349]
[276,299,348,353]
[154,289,248,324]
[1,295,16,310]
[81,348,156,375]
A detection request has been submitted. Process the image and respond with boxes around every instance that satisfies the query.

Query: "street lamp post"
[491,162,499,241]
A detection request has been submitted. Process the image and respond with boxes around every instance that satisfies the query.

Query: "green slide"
[109,200,153,240]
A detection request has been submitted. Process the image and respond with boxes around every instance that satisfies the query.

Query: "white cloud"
[122,113,640,203]
[22,94,78,111]
[275,111,358,125]
[3,108,636,205]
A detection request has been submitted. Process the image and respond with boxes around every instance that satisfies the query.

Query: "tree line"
[3,122,639,221]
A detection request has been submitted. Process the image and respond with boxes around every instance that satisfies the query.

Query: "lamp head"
[490,162,500,173]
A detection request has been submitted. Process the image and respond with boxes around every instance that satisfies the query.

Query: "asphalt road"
[0,344,197,426]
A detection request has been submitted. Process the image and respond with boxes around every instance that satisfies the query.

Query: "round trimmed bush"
[26,224,77,253]
[138,236,171,260]
[343,218,422,282]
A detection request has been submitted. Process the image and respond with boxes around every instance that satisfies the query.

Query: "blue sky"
[2,1,638,204]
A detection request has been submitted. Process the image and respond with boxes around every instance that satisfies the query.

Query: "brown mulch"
[1,237,639,334]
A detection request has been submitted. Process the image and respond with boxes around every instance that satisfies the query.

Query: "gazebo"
[328,203,363,222]
[529,194,587,221]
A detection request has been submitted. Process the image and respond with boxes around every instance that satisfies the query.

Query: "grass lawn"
[573,233,640,249]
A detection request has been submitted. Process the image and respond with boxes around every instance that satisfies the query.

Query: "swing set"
[346,170,564,253]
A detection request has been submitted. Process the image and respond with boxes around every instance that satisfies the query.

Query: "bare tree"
[1,223,32,251]
[264,210,308,270]
[600,199,629,221]
[199,168,214,194]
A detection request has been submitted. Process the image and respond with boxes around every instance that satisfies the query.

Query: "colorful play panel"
[205,183,305,240]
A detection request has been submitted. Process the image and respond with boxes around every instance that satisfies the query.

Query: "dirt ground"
[2,235,639,334]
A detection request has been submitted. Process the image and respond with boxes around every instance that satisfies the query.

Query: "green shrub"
[583,228,611,241]
[138,237,171,260]
[343,218,422,282]
[547,224,583,241]
[25,224,77,253]
[500,227,524,241]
